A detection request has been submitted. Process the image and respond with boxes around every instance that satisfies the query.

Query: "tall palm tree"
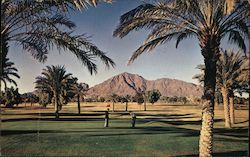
[0,58,20,92]
[35,65,73,119]
[73,80,89,114]
[113,1,249,156]
[1,0,115,78]
[194,50,249,128]
[217,50,249,126]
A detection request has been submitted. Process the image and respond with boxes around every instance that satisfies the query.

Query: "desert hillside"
[87,72,202,97]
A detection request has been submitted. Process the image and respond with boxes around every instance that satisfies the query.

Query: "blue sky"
[7,0,240,93]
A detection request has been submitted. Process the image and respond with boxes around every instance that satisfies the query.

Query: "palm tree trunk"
[229,90,235,125]
[77,94,81,114]
[54,96,57,111]
[144,101,146,111]
[143,94,146,111]
[3,80,7,93]
[214,100,218,106]
[229,96,235,125]
[221,87,231,128]
[1,33,8,87]
[54,94,59,119]
[0,81,2,95]
[199,54,217,157]
[52,97,55,107]
[214,94,219,106]
[1,35,5,81]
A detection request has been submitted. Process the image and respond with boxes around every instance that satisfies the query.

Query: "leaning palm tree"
[1,0,115,78]
[113,1,249,156]
[193,50,249,128]
[35,65,73,119]
[0,58,20,92]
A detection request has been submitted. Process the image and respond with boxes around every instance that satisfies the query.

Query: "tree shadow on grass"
[159,119,223,126]
[1,106,26,109]
[2,123,248,143]
[1,112,111,122]
[161,104,200,107]
[235,120,249,124]
[2,112,199,123]
[136,113,195,118]
[2,112,104,116]
[1,126,200,138]
[132,109,176,112]
[2,117,105,122]
[174,150,248,157]
[213,128,249,138]
[2,111,135,118]
[215,136,249,143]
[1,129,110,136]
[132,113,201,125]
[135,117,222,126]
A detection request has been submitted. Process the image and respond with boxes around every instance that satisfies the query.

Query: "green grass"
[1,118,248,157]
[1,102,248,156]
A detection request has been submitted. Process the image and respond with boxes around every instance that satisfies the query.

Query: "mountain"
[87,72,202,97]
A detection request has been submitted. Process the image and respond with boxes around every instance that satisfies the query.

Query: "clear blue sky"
[7,0,239,94]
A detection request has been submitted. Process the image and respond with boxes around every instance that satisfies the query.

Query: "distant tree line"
[160,96,189,104]
[85,90,161,104]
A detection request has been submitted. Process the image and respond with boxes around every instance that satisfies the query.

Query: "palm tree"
[35,65,73,119]
[109,93,118,112]
[194,50,249,128]
[217,50,249,126]
[0,58,20,92]
[192,64,205,85]
[73,80,89,114]
[1,0,115,79]
[142,90,147,111]
[3,87,21,108]
[193,65,223,107]
[124,94,131,111]
[113,1,249,156]
[36,91,52,107]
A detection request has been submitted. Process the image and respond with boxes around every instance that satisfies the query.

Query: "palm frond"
[114,0,249,65]
[0,58,20,87]
[228,30,246,52]
[128,31,189,65]
[175,31,195,48]
[2,0,115,75]
[39,0,112,10]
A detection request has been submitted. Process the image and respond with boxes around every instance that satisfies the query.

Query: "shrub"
[146,89,161,104]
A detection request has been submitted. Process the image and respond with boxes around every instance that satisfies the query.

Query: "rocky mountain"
[87,72,202,97]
